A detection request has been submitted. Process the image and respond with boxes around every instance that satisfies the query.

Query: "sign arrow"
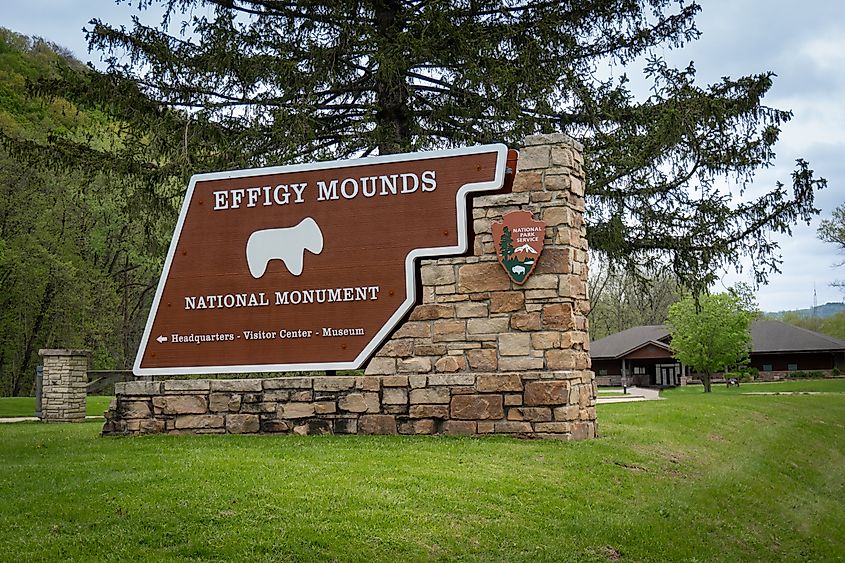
[156,335,168,344]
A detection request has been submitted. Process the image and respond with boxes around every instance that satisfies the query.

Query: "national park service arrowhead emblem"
[492,210,546,284]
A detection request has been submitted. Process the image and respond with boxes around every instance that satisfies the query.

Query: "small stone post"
[38,349,90,423]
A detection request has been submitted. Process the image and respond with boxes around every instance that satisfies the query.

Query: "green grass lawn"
[0,396,112,418]
[1,381,844,561]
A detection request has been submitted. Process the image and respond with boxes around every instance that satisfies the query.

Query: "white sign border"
[134,143,509,376]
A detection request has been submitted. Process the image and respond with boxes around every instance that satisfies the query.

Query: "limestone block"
[360,376,382,391]
[210,379,262,393]
[209,393,242,413]
[524,381,570,406]
[434,356,465,373]
[263,377,312,390]
[410,404,449,419]
[154,395,207,415]
[517,145,551,170]
[291,390,313,402]
[476,374,523,393]
[121,401,151,419]
[504,394,522,406]
[531,331,561,350]
[338,393,369,413]
[443,420,477,436]
[314,401,337,414]
[226,414,259,434]
[164,380,210,393]
[458,262,510,293]
[421,264,456,286]
[408,375,427,389]
[415,344,448,356]
[535,248,570,275]
[451,395,504,420]
[279,403,316,418]
[543,206,571,228]
[409,304,454,321]
[534,422,571,433]
[399,357,432,373]
[493,421,532,434]
[313,377,356,391]
[554,405,580,421]
[430,321,464,343]
[543,173,570,191]
[467,349,498,371]
[509,407,552,422]
[428,374,474,386]
[511,312,541,331]
[543,303,575,330]
[175,414,224,429]
[382,375,409,387]
[467,318,509,335]
[477,421,495,433]
[365,357,397,376]
[409,387,450,404]
[511,171,542,193]
[547,349,590,370]
[365,392,381,413]
[393,322,431,338]
[455,301,488,318]
[378,339,414,357]
[383,388,408,405]
[498,333,530,356]
[116,381,163,396]
[359,414,397,435]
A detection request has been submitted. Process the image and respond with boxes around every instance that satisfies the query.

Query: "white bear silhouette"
[246,217,324,278]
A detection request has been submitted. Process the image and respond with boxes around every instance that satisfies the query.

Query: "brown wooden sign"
[134,145,509,375]
[492,210,547,284]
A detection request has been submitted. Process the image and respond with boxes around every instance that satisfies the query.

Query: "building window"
[763,364,773,372]
[788,363,798,371]
[633,366,646,375]
[598,369,608,376]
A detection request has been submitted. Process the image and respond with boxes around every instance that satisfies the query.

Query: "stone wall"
[104,372,595,439]
[104,133,597,439]
[39,349,89,423]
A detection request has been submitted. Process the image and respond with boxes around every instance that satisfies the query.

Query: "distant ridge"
[768,302,845,319]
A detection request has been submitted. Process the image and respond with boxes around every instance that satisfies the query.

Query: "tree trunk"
[702,371,712,393]
[373,0,412,155]
[14,279,56,396]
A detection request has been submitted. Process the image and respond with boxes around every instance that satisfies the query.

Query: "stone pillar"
[38,349,90,423]
[365,133,596,438]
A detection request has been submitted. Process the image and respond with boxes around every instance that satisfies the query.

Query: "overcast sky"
[4,0,844,312]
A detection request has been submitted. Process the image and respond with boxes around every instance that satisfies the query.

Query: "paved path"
[0,415,104,423]
[597,386,663,404]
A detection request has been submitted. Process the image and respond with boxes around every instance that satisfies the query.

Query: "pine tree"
[500,227,514,260]
[26,0,826,295]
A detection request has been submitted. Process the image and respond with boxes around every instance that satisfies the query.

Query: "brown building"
[591,320,845,387]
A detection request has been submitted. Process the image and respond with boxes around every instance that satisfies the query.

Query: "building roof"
[590,325,670,359]
[590,320,845,359]
[750,320,845,353]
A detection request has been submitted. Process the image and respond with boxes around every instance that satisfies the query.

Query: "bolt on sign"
[134,144,510,376]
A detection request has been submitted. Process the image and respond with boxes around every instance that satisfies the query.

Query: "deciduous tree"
[818,203,845,291]
[667,291,754,392]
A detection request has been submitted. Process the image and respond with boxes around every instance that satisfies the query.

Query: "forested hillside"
[0,29,176,395]
[773,309,845,341]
